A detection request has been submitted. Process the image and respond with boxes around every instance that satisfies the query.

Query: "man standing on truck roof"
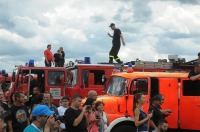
[44,44,55,67]
[59,47,65,67]
[188,62,200,81]
[108,23,125,64]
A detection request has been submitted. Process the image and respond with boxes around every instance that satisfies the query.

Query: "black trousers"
[109,44,121,61]
[45,60,52,67]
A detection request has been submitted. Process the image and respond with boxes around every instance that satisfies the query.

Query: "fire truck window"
[150,78,159,97]
[130,78,148,95]
[48,71,64,86]
[90,70,105,85]
[183,80,200,96]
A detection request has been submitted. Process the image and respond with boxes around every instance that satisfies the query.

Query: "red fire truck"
[5,60,124,105]
[6,65,67,105]
[96,58,199,132]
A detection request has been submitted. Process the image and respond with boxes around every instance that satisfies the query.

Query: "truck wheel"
[112,125,136,132]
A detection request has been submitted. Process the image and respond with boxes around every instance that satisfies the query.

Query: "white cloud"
[62,28,88,41]
[0,0,200,72]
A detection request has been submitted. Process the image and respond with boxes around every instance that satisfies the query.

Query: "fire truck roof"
[113,72,189,79]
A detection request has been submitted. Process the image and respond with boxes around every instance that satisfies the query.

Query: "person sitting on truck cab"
[188,63,200,81]
[133,93,152,132]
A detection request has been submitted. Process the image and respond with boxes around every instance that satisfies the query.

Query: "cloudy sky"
[0,0,200,73]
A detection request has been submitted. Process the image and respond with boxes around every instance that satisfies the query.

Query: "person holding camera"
[95,101,110,132]
[24,105,59,132]
[83,98,100,132]
[64,94,88,132]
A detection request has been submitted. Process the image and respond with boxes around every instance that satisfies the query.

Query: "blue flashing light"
[25,63,28,66]
[128,63,132,68]
[84,57,91,64]
[29,60,35,67]
[115,65,120,69]
[127,63,133,73]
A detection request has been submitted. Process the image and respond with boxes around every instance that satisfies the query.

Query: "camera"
[95,115,100,119]
[53,113,63,121]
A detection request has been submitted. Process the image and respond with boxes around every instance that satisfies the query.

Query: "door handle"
[197,104,200,106]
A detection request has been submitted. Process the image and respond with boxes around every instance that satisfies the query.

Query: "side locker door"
[158,78,179,129]
[179,78,200,130]
[128,77,151,117]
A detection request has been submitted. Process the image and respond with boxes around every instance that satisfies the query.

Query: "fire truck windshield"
[106,76,127,96]
[48,71,64,86]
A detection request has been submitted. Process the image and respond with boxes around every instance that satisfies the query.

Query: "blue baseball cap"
[32,105,54,116]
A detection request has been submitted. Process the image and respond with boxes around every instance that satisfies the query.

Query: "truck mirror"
[102,75,107,84]
[12,72,16,82]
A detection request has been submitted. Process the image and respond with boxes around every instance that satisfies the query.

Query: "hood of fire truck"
[97,95,126,115]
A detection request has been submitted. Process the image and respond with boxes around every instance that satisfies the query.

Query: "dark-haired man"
[188,63,200,81]
[8,92,30,132]
[64,94,88,132]
[152,119,168,132]
[31,87,41,110]
[149,95,164,132]
[42,92,58,115]
[44,44,55,67]
[108,23,125,64]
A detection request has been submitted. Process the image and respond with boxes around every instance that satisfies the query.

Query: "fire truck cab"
[98,57,200,132]
[65,63,118,98]
[6,66,67,105]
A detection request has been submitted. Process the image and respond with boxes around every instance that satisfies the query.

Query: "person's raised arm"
[149,120,157,130]
[134,108,152,127]
[160,109,172,116]
[73,105,87,126]
[107,33,113,38]
[44,116,55,132]
[189,74,200,81]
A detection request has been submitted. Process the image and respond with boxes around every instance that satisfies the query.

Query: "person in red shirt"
[44,44,55,67]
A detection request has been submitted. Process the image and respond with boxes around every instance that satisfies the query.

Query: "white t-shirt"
[57,106,68,116]
[57,106,68,129]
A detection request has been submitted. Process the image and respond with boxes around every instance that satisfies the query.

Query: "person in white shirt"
[57,96,69,131]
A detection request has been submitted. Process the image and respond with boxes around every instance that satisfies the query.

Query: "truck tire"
[111,125,136,132]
